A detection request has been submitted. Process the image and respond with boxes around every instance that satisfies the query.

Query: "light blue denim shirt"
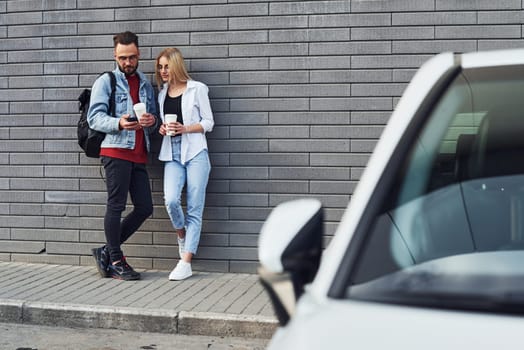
[158,80,214,164]
[87,68,158,153]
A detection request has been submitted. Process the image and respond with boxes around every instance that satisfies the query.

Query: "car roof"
[462,48,524,68]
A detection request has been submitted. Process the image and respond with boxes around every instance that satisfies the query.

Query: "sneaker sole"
[169,272,192,281]
[109,272,141,281]
[91,248,109,278]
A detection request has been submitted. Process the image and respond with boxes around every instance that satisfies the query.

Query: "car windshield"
[347,64,524,313]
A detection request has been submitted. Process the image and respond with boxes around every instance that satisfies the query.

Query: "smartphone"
[127,116,138,122]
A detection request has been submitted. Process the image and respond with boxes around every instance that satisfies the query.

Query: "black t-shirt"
[164,94,183,125]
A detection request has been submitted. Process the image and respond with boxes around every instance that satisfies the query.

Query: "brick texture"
[1,0,522,273]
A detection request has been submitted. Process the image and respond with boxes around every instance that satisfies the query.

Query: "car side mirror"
[258,199,323,326]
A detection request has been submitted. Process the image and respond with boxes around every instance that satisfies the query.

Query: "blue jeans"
[164,137,211,255]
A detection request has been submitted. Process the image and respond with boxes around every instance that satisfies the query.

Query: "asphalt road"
[0,322,269,350]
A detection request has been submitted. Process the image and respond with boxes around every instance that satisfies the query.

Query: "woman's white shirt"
[158,80,214,164]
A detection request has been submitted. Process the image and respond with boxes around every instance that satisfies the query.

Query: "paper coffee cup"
[133,102,146,121]
[165,114,178,136]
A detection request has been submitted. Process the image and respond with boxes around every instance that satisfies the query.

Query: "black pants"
[101,156,153,263]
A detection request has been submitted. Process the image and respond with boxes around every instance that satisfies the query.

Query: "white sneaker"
[169,260,192,280]
[177,237,185,259]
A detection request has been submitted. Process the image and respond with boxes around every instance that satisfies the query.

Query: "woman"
[155,48,214,280]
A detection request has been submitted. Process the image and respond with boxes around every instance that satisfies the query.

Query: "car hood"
[268,295,524,350]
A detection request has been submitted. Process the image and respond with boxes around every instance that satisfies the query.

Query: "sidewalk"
[0,261,278,339]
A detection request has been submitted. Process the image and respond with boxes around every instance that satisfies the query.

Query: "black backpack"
[77,71,116,158]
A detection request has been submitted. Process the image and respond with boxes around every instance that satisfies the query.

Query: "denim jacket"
[87,68,158,153]
[158,80,214,164]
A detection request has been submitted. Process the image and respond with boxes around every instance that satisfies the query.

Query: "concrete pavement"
[0,261,278,339]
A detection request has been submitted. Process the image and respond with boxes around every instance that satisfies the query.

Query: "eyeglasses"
[157,64,169,71]
[117,55,138,63]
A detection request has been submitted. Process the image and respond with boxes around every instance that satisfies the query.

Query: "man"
[87,31,158,280]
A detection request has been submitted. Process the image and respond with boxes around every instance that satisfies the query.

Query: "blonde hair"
[155,47,191,89]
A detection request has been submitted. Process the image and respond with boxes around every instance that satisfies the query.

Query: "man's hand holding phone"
[120,114,141,130]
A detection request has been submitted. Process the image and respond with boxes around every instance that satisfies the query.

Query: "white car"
[258,48,524,349]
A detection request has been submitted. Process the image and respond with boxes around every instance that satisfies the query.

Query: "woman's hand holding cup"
[164,114,178,136]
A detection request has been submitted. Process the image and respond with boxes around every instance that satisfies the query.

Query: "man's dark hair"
[113,31,139,48]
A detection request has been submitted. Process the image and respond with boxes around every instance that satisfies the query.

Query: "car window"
[346,65,524,313]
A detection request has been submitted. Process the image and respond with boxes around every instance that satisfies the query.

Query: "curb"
[0,299,278,338]
[0,299,23,323]
[179,311,278,339]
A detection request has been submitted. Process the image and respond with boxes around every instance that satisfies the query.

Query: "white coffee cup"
[133,102,147,122]
[164,114,178,136]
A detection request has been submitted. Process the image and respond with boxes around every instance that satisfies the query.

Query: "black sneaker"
[91,246,110,278]
[107,258,141,281]
[121,257,141,279]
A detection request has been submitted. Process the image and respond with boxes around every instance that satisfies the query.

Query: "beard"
[118,61,139,76]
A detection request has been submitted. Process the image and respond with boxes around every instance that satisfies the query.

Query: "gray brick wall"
[1,0,523,272]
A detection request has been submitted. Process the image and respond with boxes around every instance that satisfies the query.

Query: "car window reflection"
[348,65,524,312]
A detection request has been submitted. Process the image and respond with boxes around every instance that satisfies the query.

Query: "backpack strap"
[103,71,117,117]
